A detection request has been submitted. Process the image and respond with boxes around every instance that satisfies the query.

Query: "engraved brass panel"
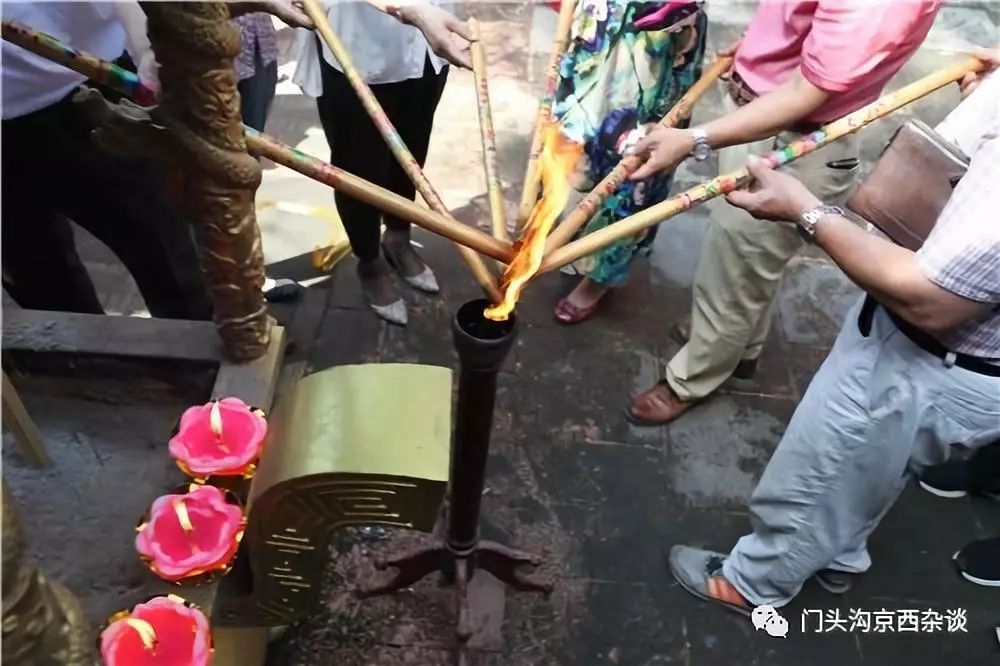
[213,364,452,626]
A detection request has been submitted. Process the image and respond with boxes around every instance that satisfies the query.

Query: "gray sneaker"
[667,545,753,617]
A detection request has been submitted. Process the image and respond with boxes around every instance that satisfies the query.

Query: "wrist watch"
[688,128,712,161]
[798,204,844,242]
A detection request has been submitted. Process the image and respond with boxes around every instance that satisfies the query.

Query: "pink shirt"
[734,0,941,123]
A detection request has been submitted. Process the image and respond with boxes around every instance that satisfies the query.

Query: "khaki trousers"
[665,96,860,400]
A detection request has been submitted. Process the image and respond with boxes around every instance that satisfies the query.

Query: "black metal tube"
[448,299,517,554]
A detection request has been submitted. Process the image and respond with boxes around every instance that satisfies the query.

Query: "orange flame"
[485,124,583,321]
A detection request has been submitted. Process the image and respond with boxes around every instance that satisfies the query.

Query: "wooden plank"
[3,310,222,362]
[1,372,52,467]
[4,308,287,410]
[212,324,286,410]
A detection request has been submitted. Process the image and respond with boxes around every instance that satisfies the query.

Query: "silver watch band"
[689,128,712,161]
[798,205,844,240]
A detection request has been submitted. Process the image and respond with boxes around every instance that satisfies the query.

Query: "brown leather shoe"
[670,318,758,380]
[625,380,698,426]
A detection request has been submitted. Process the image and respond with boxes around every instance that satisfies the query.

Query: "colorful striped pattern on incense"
[1,20,156,105]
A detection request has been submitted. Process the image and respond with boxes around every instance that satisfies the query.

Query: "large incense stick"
[539,57,984,274]
[469,18,509,246]
[543,55,734,254]
[301,0,502,302]
[245,130,513,263]
[1,20,158,105]
[0,19,514,267]
[516,0,576,228]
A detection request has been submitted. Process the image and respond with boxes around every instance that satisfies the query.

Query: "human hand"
[959,47,999,98]
[393,4,475,69]
[718,38,742,58]
[265,0,313,29]
[628,126,694,181]
[717,37,741,79]
[230,1,313,29]
[137,50,160,98]
[724,159,822,223]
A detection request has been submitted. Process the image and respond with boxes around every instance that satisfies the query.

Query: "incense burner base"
[361,539,551,644]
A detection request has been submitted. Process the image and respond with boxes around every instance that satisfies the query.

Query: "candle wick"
[174,500,195,533]
[124,618,157,651]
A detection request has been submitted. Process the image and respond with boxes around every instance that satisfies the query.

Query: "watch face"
[693,143,712,161]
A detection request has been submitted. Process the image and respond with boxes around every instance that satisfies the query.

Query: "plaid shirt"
[233,13,278,82]
[915,73,1000,358]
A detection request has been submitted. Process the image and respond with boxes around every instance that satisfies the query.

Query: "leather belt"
[858,295,1000,377]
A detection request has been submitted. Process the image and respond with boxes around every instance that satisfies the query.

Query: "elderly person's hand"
[724,159,822,223]
[391,3,475,69]
[959,47,999,98]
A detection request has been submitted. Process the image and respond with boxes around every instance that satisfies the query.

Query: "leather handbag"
[846,119,968,251]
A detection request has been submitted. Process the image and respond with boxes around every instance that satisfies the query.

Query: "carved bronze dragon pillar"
[141,2,270,361]
[2,480,96,666]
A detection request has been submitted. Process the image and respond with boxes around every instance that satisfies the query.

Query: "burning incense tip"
[124,618,157,650]
[209,400,223,439]
[485,124,582,321]
[173,500,194,533]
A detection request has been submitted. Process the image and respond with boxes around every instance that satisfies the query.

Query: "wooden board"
[3,309,285,409]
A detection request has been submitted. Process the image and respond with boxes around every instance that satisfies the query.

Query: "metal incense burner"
[363,299,551,640]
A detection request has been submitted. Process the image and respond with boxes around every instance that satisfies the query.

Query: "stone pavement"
[8,2,998,665]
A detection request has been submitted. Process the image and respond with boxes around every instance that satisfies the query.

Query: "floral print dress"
[553,0,707,286]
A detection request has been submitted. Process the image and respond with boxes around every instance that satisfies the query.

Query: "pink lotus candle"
[100,595,211,666]
[136,485,244,581]
[169,397,267,478]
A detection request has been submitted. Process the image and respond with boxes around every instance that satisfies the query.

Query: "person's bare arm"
[114,2,159,91]
[629,71,830,180]
[726,161,990,334]
[700,72,830,147]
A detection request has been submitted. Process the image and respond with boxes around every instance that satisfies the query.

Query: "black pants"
[238,49,278,132]
[1,94,211,320]
[315,53,448,261]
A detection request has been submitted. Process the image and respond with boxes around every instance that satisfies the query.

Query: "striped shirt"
[915,73,1000,358]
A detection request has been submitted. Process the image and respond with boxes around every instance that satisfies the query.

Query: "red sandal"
[553,297,600,325]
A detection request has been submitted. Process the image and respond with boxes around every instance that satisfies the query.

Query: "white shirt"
[292,0,447,97]
[1,2,127,119]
